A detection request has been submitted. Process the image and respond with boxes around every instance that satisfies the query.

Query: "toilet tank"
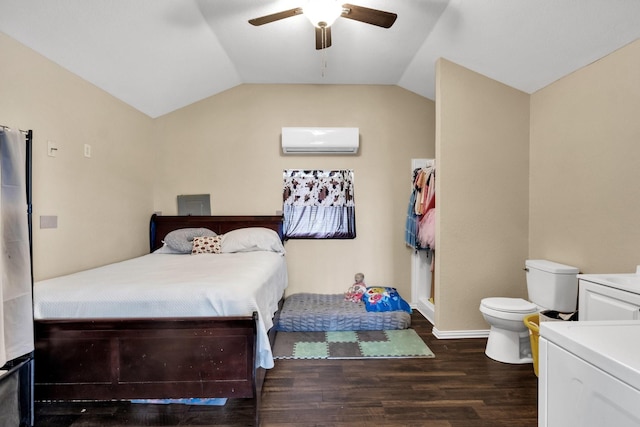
[526,259,579,312]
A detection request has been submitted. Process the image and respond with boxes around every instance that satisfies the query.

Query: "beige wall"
[0,33,155,281]
[434,39,640,333]
[1,31,435,296]
[435,59,530,332]
[7,24,637,333]
[153,84,435,297]
[529,39,640,273]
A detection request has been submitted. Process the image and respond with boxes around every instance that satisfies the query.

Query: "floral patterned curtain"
[283,169,356,239]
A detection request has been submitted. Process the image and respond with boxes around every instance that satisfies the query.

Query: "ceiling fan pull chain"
[320,25,328,77]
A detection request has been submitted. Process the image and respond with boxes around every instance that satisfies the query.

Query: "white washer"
[539,320,640,427]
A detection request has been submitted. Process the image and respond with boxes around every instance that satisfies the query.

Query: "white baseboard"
[414,299,434,325]
[412,298,489,339]
[432,327,489,340]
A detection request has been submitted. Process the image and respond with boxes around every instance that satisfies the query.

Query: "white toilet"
[479,259,579,364]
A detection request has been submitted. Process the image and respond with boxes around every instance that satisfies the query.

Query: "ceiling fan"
[248,1,397,50]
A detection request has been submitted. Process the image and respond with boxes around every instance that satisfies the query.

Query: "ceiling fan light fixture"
[304,0,343,28]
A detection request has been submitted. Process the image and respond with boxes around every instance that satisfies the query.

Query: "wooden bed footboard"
[34,314,260,402]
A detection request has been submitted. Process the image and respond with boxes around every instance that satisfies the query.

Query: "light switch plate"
[47,141,57,157]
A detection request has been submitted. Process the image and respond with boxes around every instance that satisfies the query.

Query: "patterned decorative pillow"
[362,287,412,314]
[191,235,223,254]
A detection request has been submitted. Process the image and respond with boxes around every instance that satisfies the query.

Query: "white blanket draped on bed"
[34,251,288,369]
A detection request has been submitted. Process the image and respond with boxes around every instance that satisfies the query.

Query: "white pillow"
[221,227,285,254]
[163,227,217,253]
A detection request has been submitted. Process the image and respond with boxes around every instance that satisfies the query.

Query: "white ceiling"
[1,0,639,118]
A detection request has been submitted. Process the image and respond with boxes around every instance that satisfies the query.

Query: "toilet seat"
[481,297,537,313]
[480,297,538,322]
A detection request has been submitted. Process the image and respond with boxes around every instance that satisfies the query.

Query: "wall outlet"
[84,144,91,158]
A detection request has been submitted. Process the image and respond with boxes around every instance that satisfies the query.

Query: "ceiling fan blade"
[315,26,332,50]
[341,3,397,28]
[248,7,303,26]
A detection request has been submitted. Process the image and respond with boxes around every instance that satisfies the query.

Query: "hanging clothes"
[405,164,436,250]
[0,128,33,367]
[404,188,420,249]
[418,208,436,250]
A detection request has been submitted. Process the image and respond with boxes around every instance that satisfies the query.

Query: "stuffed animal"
[344,272,366,302]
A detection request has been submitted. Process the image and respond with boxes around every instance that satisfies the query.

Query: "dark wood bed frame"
[34,214,284,426]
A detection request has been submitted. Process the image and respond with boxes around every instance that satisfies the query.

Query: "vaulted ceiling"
[1,0,639,118]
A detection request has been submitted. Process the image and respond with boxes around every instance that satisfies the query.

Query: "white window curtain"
[283,169,356,239]
[0,129,33,367]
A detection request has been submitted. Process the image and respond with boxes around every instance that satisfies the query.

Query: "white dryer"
[539,320,640,427]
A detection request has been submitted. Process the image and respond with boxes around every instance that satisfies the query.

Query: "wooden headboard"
[149,214,284,252]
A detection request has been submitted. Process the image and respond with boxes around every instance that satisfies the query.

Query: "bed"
[33,214,287,425]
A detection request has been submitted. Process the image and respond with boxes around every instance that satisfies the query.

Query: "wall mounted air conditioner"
[281,127,359,154]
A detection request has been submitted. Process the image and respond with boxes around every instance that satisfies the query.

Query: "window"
[282,169,356,239]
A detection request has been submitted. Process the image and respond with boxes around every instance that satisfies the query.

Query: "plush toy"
[344,272,366,302]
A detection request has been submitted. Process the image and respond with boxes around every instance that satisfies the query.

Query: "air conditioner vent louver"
[282,127,359,154]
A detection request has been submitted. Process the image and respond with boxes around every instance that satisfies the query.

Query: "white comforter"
[34,251,288,369]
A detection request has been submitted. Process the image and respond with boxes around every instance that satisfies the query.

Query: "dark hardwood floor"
[34,312,538,426]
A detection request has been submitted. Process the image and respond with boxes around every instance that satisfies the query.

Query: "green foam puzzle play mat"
[273,329,434,359]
